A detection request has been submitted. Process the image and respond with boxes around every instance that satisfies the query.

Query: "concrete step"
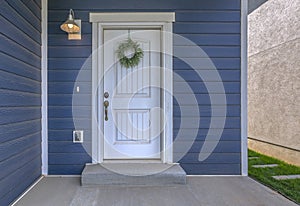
[81,163,186,186]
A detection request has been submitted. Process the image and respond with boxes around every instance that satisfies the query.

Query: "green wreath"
[116,38,144,68]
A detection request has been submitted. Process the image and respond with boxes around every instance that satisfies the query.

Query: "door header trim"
[90,12,175,23]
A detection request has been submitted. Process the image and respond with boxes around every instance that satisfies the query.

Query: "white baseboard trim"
[45,175,244,178]
[44,175,82,177]
[10,176,44,206]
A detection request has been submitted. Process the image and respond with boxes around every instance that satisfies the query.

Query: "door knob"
[104,100,109,121]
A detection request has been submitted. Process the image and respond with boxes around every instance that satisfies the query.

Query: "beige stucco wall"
[248,0,300,165]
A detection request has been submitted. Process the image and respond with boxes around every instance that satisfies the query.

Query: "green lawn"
[248,149,300,204]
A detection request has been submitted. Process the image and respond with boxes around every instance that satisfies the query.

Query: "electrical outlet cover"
[73,130,83,143]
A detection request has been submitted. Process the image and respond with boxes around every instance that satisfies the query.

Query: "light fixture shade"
[60,20,80,33]
[60,9,80,33]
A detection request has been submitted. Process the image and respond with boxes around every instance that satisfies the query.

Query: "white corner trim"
[41,0,48,175]
[89,12,175,23]
[241,0,248,176]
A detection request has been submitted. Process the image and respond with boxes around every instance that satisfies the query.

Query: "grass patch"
[248,149,300,204]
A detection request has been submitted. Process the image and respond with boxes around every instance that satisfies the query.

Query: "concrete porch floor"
[14,176,297,206]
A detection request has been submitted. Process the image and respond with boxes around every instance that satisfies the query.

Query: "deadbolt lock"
[104,92,109,98]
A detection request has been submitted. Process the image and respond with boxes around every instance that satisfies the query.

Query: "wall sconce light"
[60,9,81,40]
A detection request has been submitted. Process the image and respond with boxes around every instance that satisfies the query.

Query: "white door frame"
[90,13,175,164]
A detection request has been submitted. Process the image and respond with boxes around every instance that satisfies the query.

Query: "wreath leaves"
[116,38,144,68]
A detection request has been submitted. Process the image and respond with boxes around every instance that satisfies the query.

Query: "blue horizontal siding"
[176,11,240,22]
[173,94,241,105]
[0,89,41,107]
[49,46,92,58]
[49,130,92,141]
[49,153,91,165]
[0,34,41,67]
[48,118,91,130]
[0,52,41,81]
[174,82,241,93]
[7,0,41,32]
[48,165,86,175]
[0,132,41,162]
[181,163,241,175]
[173,57,241,69]
[177,153,241,164]
[174,23,240,34]
[48,70,91,82]
[48,82,91,94]
[0,119,41,144]
[0,107,41,125]
[0,144,41,181]
[174,70,240,82]
[0,1,41,44]
[48,106,91,118]
[174,141,241,153]
[48,58,91,70]
[174,46,241,58]
[0,0,42,204]
[173,117,241,129]
[0,70,41,94]
[173,105,240,117]
[174,34,240,46]
[0,16,41,56]
[1,169,40,206]
[0,156,41,203]
[49,141,90,153]
[48,11,90,22]
[48,94,92,106]
[48,0,242,175]
[33,0,41,8]
[48,34,92,46]
[49,9,237,23]
[21,0,41,20]
[48,0,240,10]
[173,128,241,141]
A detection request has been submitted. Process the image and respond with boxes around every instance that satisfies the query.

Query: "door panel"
[103,29,161,159]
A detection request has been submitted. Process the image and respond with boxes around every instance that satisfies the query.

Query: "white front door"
[103,29,161,160]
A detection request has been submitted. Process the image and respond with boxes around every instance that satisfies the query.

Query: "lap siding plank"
[0,0,42,205]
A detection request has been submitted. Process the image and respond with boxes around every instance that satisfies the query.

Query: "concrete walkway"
[14,176,298,206]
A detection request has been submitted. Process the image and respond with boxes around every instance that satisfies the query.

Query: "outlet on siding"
[73,130,83,143]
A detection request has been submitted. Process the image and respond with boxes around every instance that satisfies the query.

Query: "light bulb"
[68,24,74,29]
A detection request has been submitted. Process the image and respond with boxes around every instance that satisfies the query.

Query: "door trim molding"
[90,13,174,163]
[90,12,175,23]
